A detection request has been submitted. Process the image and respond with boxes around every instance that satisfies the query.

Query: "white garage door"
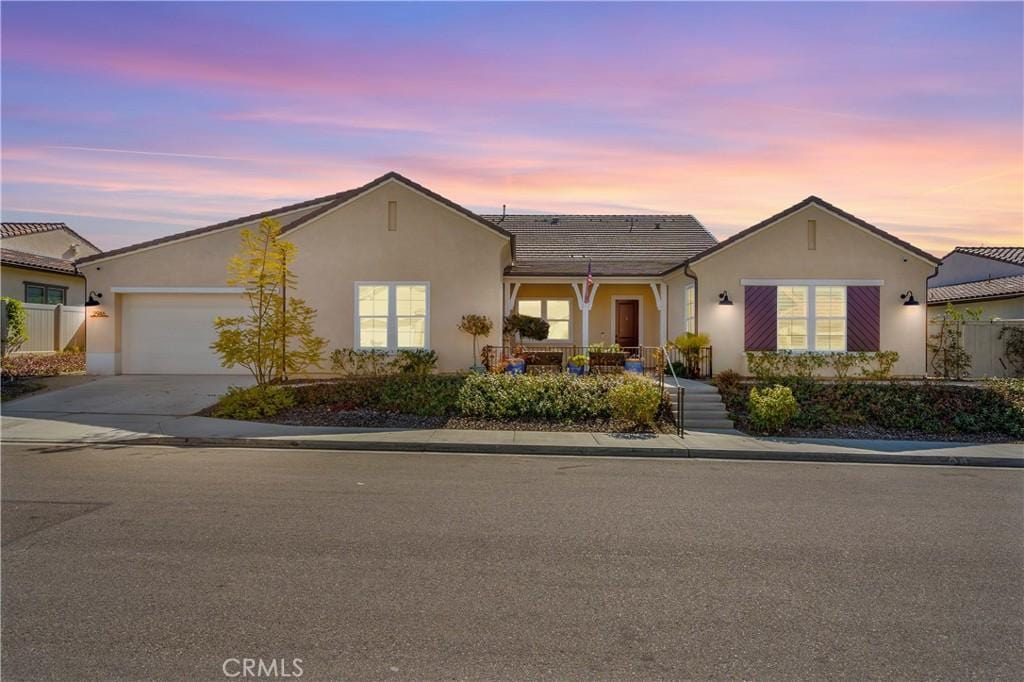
[120,293,250,374]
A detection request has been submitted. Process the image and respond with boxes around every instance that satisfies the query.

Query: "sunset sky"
[2,1,1021,255]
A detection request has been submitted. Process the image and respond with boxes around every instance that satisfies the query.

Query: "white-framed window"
[814,286,846,351]
[685,285,695,333]
[517,299,571,342]
[776,284,846,352]
[355,282,429,350]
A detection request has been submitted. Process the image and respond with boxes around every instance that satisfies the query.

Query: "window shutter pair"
[742,285,879,352]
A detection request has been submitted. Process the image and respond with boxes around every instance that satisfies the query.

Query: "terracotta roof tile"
[1,222,102,253]
[0,248,80,275]
[928,275,1024,304]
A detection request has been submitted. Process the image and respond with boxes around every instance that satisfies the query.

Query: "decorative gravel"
[268,405,675,434]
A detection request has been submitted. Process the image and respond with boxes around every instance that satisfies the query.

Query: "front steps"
[664,379,738,432]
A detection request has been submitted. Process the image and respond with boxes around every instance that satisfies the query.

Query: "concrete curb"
[19,435,1020,467]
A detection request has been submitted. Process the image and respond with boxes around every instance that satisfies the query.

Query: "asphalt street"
[2,443,1021,680]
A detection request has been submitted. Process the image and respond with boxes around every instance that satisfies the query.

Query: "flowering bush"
[748,385,799,434]
[457,372,623,421]
[608,376,663,427]
[1,351,85,378]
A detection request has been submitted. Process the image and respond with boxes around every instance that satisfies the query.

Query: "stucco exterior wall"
[1,265,86,305]
[684,204,936,376]
[2,230,100,259]
[929,297,1024,321]
[930,252,1024,286]
[665,273,696,341]
[82,181,509,374]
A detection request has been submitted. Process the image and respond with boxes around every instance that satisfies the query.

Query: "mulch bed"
[267,405,675,434]
[736,422,1020,444]
[1,379,44,402]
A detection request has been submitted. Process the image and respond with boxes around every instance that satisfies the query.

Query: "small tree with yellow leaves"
[211,218,326,385]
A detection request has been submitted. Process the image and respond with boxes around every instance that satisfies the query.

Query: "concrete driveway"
[3,374,253,416]
[2,375,254,443]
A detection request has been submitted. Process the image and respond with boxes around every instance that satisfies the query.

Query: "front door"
[615,300,639,347]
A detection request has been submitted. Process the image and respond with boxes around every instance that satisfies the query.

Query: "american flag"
[584,259,594,304]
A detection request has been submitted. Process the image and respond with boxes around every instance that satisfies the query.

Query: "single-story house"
[2,222,101,306]
[928,247,1024,319]
[76,172,939,376]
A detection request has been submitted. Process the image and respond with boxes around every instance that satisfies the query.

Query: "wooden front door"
[615,300,639,347]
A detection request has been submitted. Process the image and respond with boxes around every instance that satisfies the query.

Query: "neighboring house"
[1,222,101,306]
[927,247,1024,320]
[2,222,102,352]
[77,172,939,376]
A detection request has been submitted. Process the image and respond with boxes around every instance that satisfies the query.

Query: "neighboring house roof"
[670,196,941,272]
[1,221,102,254]
[927,275,1024,304]
[77,172,513,265]
[0,247,80,275]
[489,214,717,277]
[945,246,1024,267]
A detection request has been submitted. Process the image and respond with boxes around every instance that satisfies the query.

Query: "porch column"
[503,281,521,316]
[650,282,667,347]
[571,281,599,348]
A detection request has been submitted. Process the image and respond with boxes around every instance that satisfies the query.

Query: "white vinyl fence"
[2,303,86,353]
[928,319,1024,378]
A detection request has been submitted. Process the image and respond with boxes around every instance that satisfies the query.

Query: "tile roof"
[1,222,102,253]
[949,246,1024,266]
[928,275,1024,304]
[78,172,511,265]
[0,248,80,275]
[486,214,717,276]
[670,196,941,273]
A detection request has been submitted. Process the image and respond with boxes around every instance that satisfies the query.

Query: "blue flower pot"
[505,358,526,375]
[567,363,586,376]
[624,359,644,374]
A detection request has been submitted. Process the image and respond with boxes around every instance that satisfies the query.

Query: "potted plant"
[567,353,589,376]
[670,332,710,378]
[458,314,493,373]
[624,353,644,374]
[503,314,550,373]
[588,342,626,373]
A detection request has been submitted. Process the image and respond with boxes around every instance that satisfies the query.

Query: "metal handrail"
[663,345,684,439]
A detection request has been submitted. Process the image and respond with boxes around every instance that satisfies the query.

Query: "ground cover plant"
[1,351,87,402]
[716,374,1024,440]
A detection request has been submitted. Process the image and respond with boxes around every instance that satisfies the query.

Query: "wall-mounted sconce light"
[718,290,733,306]
[85,291,103,307]
[900,290,920,306]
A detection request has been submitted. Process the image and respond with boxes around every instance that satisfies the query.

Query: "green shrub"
[713,369,742,393]
[291,374,465,416]
[999,327,1024,377]
[859,350,899,380]
[828,352,860,380]
[329,348,395,376]
[503,313,550,342]
[608,376,662,427]
[1,297,28,356]
[456,372,622,421]
[746,351,788,382]
[748,384,799,434]
[393,349,438,375]
[212,385,295,420]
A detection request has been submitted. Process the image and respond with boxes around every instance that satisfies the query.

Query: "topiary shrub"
[212,385,296,420]
[748,384,799,434]
[503,313,550,344]
[608,376,662,428]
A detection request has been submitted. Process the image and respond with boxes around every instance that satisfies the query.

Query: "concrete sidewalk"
[2,410,1021,467]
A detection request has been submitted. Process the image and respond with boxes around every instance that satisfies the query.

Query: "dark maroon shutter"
[744,286,777,351]
[847,286,880,351]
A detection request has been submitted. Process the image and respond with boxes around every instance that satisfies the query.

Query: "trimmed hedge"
[291,374,467,417]
[457,372,631,422]
[718,377,1024,437]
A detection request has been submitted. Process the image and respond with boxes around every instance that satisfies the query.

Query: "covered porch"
[502,277,669,349]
